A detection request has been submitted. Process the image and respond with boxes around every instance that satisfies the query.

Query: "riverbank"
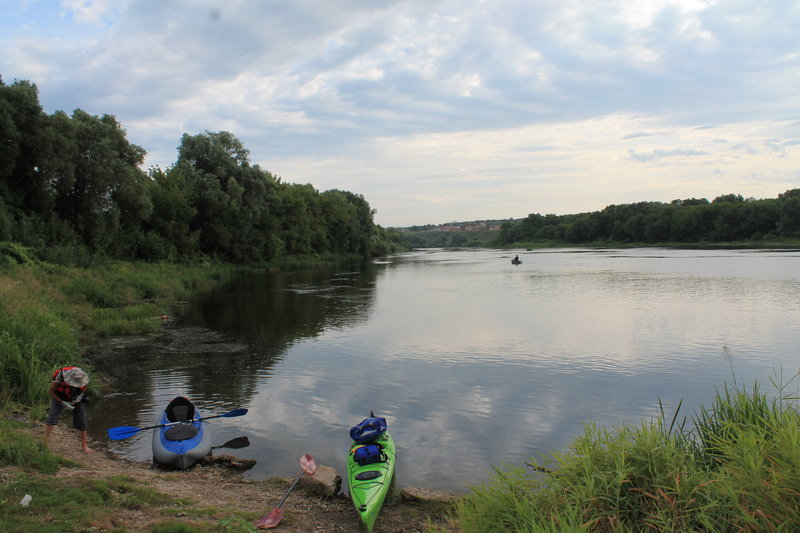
[4,248,800,531]
[0,254,458,531]
[2,421,457,532]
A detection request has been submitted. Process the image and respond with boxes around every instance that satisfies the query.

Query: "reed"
[691,382,779,469]
[455,381,800,532]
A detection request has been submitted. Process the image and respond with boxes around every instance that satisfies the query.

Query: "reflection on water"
[89,249,800,492]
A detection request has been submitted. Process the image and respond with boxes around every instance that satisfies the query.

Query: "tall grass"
[0,248,235,412]
[0,267,79,409]
[455,382,800,532]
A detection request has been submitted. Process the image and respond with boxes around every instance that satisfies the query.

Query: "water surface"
[90,248,800,492]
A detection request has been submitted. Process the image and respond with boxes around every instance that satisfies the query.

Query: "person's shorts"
[46,399,88,431]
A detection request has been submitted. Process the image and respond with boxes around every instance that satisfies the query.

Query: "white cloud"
[60,0,115,25]
[2,0,798,225]
[628,148,710,162]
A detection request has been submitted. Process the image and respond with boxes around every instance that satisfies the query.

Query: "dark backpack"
[350,416,387,444]
[352,444,387,466]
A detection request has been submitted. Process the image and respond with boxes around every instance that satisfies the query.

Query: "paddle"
[254,454,317,529]
[211,436,250,451]
[107,408,248,441]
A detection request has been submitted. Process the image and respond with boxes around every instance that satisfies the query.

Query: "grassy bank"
[0,244,355,532]
[452,381,800,532]
[0,244,360,413]
[0,243,237,413]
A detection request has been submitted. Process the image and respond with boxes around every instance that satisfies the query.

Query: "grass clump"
[0,473,181,532]
[91,302,167,336]
[455,381,800,532]
[150,522,205,533]
[0,418,65,473]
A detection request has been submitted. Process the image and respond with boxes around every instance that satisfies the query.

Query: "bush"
[0,241,35,266]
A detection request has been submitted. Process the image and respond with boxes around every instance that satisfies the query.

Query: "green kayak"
[347,430,396,532]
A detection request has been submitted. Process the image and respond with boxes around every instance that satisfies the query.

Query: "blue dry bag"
[350,416,387,444]
[353,444,386,466]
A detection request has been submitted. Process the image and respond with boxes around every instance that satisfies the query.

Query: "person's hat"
[63,368,89,387]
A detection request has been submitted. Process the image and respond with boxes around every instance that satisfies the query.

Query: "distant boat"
[511,258,522,265]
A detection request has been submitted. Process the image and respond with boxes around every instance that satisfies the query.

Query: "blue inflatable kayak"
[152,396,212,469]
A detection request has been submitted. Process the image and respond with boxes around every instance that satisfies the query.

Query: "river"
[89,247,800,492]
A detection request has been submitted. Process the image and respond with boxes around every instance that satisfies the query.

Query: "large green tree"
[51,109,149,254]
[0,79,53,223]
[177,130,280,261]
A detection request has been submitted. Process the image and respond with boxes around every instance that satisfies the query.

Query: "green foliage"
[402,229,500,248]
[455,381,800,532]
[0,241,34,266]
[63,274,131,308]
[499,193,800,246]
[1,78,398,265]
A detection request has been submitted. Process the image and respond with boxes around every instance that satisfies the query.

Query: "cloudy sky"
[2,0,799,227]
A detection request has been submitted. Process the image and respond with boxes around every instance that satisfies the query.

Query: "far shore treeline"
[498,190,800,245]
[0,76,404,265]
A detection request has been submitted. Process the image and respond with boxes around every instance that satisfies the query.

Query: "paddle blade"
[220,408,248,418]
[224,436,250,449]
[300,454,317,475]
[212,436,250,450]
[254,508,282,529]
[107,426,141,441]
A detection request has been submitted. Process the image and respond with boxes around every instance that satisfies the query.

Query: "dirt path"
[30,424,459,532]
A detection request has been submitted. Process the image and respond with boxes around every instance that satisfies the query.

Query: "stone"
[401,487,458,503]
[198,454,257,470]
[298,464,341,497]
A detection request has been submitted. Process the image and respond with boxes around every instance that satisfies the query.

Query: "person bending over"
[44,366,93,453]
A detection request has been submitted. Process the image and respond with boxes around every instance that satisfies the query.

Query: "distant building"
[396,219,509,232]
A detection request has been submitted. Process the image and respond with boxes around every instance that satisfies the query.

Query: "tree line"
[0,77,403,265]
[500,191,800,245]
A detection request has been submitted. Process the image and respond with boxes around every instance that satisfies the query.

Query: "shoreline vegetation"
[402,230,800,250]
[457,379,800,532]
[400,189,800,250]
[3,247,800,531]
